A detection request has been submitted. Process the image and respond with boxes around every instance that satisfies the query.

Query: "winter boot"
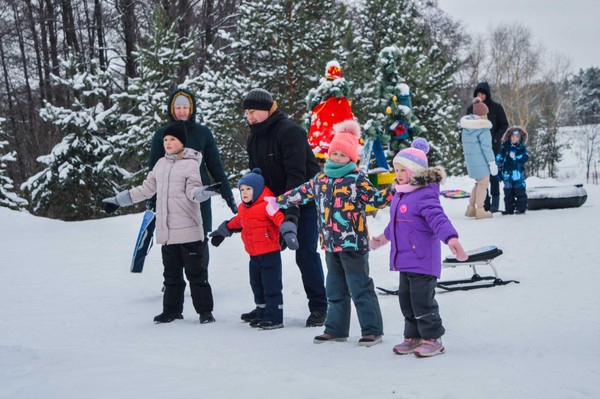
[393,338,424,355]
[413,338,445,358]
[258,320,284,330]
[464,206,476,217]
[313,333,348,344]
[490,196,500,213]
[475,208,493,219]
[249,318,262,328]
[199,312,215,324]
[241,309,257,322]
[358,335,382,347]
[153,313,183,324]
[306,311,327,327]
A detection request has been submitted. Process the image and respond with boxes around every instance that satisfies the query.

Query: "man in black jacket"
[242,88,327,327]
[466,82,509,212]
[149,88,238,323]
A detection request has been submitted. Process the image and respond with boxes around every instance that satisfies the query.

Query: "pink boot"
[413,339,445,357]
[393,338,423,355]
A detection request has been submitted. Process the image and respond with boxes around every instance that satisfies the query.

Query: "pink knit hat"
[393,138,430,178]
[328,119,361,163]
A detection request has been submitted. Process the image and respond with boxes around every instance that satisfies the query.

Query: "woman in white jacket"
[102,121,221,324]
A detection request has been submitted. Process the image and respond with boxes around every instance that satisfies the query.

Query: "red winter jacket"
[226,186,284,256]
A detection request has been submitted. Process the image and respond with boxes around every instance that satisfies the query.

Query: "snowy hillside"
[1,168,599,398]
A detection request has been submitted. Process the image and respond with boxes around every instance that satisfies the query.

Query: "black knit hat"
[238,168,265,203]
[242,88,273,111]
[163,121,187,146]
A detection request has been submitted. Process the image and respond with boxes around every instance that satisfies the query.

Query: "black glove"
[146,198,156,211]
[225,196,238,214]
[103,197,120,214]
[284,212,299,226]
[208,220,233,247]
[102,191,133,214]
[280,221,299,250]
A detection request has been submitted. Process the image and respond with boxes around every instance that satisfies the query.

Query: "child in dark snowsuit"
[496,126,529,215]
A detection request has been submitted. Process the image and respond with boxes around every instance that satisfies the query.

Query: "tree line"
[0,0,598,219]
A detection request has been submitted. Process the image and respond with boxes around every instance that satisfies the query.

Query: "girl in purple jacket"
[370,138,467,357]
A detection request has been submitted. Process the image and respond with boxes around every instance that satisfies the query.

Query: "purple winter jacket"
[383,167,458,278]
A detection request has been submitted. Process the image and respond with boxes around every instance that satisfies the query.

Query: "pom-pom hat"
[238,168,265,203]
[163,121,187,147]
[328,119,362,163]
[393,137,430,178]
[472,97,489,116]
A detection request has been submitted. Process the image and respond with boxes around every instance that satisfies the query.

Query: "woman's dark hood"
[167,88,198,122]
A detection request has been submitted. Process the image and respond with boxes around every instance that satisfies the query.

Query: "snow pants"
[503,184,527,213]
[398,272,445,340]
[249,251,283,324]
[324,251,384,337]
[161,239,213,315]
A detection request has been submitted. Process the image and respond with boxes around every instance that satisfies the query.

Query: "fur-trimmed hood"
[501,126,528,144]
[410,166,446,187]
[460,115,493,129]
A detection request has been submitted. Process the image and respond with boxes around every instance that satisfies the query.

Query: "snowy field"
[1,157,599,398]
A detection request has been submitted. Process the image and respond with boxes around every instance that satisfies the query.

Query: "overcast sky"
[437,0,600,72]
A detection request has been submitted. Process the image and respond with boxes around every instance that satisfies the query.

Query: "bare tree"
[578,124,600,183]
[484,23,546,129]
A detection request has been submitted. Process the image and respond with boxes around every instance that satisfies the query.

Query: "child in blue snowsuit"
[496,126,529,214]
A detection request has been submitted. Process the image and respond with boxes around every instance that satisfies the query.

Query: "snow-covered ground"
[2,156,599,398]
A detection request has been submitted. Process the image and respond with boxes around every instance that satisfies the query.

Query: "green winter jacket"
[149,88,233,232]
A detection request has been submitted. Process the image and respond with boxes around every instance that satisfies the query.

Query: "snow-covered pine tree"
[21,55,123,220]
[569,67,600,125]
[0,117,28,209]
[198,0,350,177]
[111,7,199,185]
[350,0,462,174]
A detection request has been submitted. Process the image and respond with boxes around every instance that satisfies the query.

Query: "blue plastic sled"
[131,210,156,273]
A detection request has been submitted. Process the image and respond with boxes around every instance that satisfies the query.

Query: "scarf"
[323,160,358,178]
[395,183,419,193]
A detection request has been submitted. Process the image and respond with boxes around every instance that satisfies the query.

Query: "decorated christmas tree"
[305,61,354,159]
[378,46,425,153]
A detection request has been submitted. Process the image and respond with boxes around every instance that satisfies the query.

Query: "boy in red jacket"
[209,168,298,330]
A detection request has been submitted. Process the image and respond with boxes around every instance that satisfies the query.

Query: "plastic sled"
[440,189,470,199]
[130,210,156,273]
[377,245,519,295]
[437,246,519,291]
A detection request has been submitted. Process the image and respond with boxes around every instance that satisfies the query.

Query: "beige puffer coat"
[129,148,204,245]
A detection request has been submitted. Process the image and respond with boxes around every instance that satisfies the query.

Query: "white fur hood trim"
[460,115,493,129]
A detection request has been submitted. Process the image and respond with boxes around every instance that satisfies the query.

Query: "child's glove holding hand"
[194,182,222,203]
[489,162,498,176]
[279,221,299,250]
[102,191,133,214]
[264,196,280,216]
[369,233,389,250]
[209,220,233,247]
[447,237,468,261]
